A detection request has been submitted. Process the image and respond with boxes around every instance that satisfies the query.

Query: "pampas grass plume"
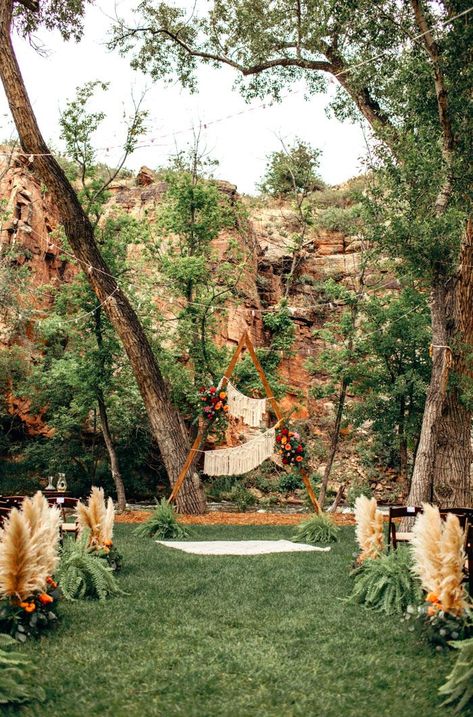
[354,495,384,562]
[439,513,467,616]
[411,503,443,595]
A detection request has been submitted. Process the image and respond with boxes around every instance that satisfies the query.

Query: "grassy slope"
[10,525,468,717]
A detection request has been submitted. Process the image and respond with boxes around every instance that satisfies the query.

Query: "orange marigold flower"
[296,456,303,462]
[281,437,287,445]
[103,539,113,548]
[426,592,439,604]
[38,593,54,605]
[223,405,229,412]
[215,401,222,410]
[22,602,36,613]
[285,444,291,451]
[219,391,226,399]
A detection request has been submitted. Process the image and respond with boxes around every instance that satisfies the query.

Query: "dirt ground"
[115,510,355,526]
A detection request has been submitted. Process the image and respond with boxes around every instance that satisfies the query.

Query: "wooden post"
[301,470,321,514]
[168,427,205,504]
[244,332,283,421]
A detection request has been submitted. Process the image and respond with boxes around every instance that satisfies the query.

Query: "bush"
[278,471,303,493]
[349,547,422,615]
[292,513,340,545]
[133,499,190,540]
[227,485,257,512]
[0,633,45,706]
[439,637,473,712]
[57,533,123,601]
[347,482,373,507]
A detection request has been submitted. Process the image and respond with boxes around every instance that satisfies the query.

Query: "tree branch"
[410,0,454,215]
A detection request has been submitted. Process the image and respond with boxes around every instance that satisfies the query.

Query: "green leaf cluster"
[292,513,340,545]
[57,533,123,601]
[349,548,422,615]
[134,499,190,540]
[0,633,45,706]
[439,637,473,713]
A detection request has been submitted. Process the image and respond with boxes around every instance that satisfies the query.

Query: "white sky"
[0,2,367,194]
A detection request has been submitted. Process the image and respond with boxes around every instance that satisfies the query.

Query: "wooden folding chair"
[387,506,423,549]
[46,495,79,539]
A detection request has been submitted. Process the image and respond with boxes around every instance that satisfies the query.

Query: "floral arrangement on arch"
[275,426,305,467]
[199,385,229,430]
[0,492,61,641]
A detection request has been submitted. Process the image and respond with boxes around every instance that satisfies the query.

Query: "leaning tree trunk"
[407,221,473,508]
[0,0,206,513]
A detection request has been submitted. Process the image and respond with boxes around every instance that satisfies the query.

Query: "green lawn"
[9,525,471,717]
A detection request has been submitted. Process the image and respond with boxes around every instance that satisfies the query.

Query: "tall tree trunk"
[97,393,127,512]
[0,0,206,513]
[94,306,127,512]
[318,378,348,510]
[407,222,473,507]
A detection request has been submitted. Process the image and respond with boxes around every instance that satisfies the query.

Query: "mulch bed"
[116,510,355,526]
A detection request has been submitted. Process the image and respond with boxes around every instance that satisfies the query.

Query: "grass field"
[8,524,470,717]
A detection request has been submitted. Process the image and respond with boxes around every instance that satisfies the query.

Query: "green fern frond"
[292,513,340,545]
[439,637,473,712]
[134,499,190,540]
[349,547,422,615]
[57,532,123,601]
[0,633,45,705]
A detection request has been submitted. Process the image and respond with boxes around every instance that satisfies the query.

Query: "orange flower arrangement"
[275,426,306,467]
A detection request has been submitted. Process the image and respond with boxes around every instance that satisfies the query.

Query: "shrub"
[347,482,373,507]
[133,499,190,540]
[439,637,473,712]
[292,513,340,545]
[56,533,123,601]
[278,471,303,492]
[349,547,422,615]
[0,633,45,705]
[227,485,257,512]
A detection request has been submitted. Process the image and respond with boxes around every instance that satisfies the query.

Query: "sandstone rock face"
[0,152,368,463]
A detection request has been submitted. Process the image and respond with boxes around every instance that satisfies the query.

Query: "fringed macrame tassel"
[204,428,275,476]
[226,381,267,427]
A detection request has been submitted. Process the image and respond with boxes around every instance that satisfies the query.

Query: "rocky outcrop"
[0,151,369,466]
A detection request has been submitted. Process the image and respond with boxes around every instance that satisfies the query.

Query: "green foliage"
[259,140,324,197]
[316,205,361,234]
[226,484,257,512]
[349,548,422,615]
[278,471,303,493]
[292,513,340,545]
[57,533,123,601]
[262,302,295,353]
[0,633,45,706]
[134,499,190,540]
[439,637,473,712]
[347,482,373,507]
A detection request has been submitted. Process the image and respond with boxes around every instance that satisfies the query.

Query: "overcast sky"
[0,1,367,194]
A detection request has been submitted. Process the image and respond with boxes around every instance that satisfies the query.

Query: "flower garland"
[275,426,306,467]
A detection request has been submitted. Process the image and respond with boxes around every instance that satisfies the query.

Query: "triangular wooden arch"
[169,330,320,512]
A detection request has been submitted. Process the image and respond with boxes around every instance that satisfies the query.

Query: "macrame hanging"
[226,381,267,427]
[203,428,275,476]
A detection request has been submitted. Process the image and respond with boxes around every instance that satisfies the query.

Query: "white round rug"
[156,540,331,555]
